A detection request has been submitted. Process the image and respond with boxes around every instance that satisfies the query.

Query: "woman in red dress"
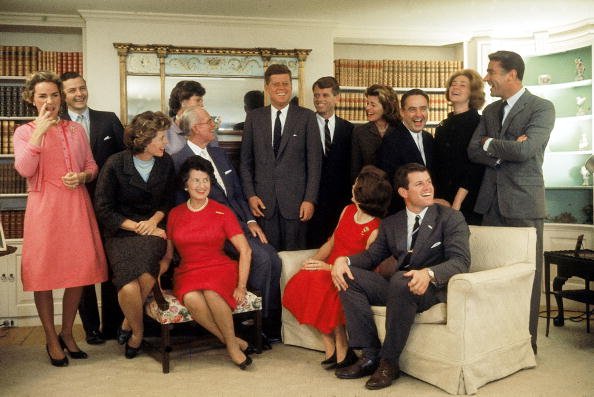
[162,156,253,369]
[283,166,392,369]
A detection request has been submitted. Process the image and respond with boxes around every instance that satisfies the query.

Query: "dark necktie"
[273,110,282,156]
[498,100,507,126]
[400,215,421,270]
[324,119,331,156]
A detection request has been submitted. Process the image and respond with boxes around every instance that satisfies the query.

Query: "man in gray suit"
[468,50,555,353]
[240,64,322,251]
[332,163,470,390]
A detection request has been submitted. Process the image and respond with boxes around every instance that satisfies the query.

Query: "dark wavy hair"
[365,84,400,126]
[168,80,206,117]
[394,162,428,190]
[124,111,171,154]
[177,155,216,191]
[353,165,393,218]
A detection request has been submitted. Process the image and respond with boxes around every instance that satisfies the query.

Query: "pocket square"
[103,136,112,141]
[430,242,442,249]
[224,169,232,175]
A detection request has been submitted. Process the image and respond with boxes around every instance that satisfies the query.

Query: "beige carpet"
[0,320,592,397]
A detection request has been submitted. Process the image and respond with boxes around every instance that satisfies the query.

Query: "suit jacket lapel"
[277,105,296,158]
[412,205,437,259]
[501,90,530,134]
[207,147,232,197]
[261,106,276,161]
[393,211,408,257]
[86,108,100,150]
[122,151,147,191]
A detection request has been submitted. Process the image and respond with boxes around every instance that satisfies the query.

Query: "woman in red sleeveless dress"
[283,166,392,369]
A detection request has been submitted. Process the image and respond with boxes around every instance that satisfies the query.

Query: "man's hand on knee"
[331,256,354,291]
[403,269,431,295]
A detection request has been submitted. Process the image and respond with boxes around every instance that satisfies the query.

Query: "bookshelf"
[334,59,463,134]
[522,45,593,224]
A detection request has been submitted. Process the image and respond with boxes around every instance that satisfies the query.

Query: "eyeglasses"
[196,116,221,128]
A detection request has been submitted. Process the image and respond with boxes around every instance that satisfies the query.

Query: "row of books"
[334,59,464,89]
[1,120,20,154]
[335,93,452,124]
[0,163,26,194]
[0,85,36,117]
[0,46,83,77]
[0,210,25,239]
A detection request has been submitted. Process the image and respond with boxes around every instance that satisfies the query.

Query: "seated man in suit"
[172,105,283,343]
[331,163,470,390]
[60,71,126,344]
[377,89,434,213]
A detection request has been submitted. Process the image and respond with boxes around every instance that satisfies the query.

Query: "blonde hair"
[22,71,62,104]
[445,69,485,110]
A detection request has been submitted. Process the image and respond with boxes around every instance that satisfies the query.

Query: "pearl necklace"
[187,198,208,212]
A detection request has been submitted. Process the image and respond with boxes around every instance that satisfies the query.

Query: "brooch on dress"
[360,226,370,236]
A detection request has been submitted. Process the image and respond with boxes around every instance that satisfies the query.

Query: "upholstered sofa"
[279,225,537,394]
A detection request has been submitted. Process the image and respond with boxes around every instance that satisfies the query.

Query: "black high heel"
[46,344,69,367]
[235,355,252,370]
[242,343,257,356]
[125,340,143,359]
[117,326,132,345]
[58,334,88,359]
[334,348,358,369]
[321,351,337,367]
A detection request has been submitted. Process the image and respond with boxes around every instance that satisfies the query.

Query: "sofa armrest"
[445,261,535,355]
[278,249,318,291]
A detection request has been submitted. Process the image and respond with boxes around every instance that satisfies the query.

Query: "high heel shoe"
[46,344,69,367]
[321,351,337,367]
[125,340,143,359]
[235,355,252,370]
[117,326,132,346]
[334,348,358,369]
[58,334,88,359]
[242,343,257,356]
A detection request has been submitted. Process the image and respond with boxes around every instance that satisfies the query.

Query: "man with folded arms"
[331,162,470,390]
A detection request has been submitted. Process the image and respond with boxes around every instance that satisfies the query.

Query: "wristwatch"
[426,268,436,284]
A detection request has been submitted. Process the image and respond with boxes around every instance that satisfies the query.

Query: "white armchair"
[279,225,537,395]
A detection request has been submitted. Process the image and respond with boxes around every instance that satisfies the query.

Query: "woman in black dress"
[433,69,485,225]
[94,111,175,358]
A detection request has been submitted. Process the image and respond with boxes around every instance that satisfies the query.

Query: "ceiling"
[2,0,593,38]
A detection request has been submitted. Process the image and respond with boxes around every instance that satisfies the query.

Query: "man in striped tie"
[331,162,470,390]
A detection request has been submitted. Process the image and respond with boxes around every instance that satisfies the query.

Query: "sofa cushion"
[371,303,447,324]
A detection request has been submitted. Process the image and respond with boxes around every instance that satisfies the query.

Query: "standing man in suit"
[331,163,470,390]
[240,64,322,251]
[173,106,283,342]
[468,50,555,353]
[377,89,434,213]
[306,76,354,248]
[60,71,126,344]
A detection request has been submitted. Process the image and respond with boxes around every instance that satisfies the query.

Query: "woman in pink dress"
[162,156,253,370]
[13,71,107,367]
[283,166,392,369]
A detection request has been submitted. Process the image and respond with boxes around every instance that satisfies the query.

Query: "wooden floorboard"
[0,324,84,347]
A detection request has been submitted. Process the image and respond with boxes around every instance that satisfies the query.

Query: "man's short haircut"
[488,50,525,81]
[400,88,429,109]
[59,71,83,82]
[264,64,292,84]
[168,80,206,117]
[243,90,264,111]
[313,76,340,96]
[394,162,429,190]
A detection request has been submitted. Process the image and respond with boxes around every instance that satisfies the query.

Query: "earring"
[184,188,188,191]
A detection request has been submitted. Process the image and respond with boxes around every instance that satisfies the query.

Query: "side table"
[544,249,594,336]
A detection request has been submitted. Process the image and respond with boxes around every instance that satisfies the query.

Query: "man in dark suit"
[332,163,470,390]
[468,50,555,353]
[173,106,283,342]
[240,64,322,251]
[306,76,354,248]
[60,71,126,344]
[377,89,434,213]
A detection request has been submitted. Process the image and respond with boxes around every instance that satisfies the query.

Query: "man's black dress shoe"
[46,345,69,367]
[85,330,105,345]
[365,359,399,390]
[335,357,378,379]
[59,334,88,359]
